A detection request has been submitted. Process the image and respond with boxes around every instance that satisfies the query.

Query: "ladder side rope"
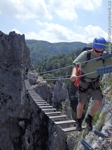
[43,65,112,80]
[24,79,77,133]
[27,74,71,80]
[36,52,112,75]
[27,65,112,81]
[38,65,73,74]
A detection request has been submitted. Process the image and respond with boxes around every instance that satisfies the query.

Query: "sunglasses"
[94,48,104,53]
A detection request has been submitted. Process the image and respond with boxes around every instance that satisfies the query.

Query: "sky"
[0,0,111,43]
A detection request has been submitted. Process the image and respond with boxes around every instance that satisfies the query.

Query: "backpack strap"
[81,51,105,82]
[82,47,92,52]
[97,57,105,64]
[83,51,105,67]
[86,51,91,65]
[82,51,91,68]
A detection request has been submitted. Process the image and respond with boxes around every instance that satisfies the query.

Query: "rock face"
[0,31,50,150]
[32,79,53,103]
[0,31,31,150]
[52,80,73,119]
[53,80,69,104]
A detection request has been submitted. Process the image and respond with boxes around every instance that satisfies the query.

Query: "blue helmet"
[92,37,106,49]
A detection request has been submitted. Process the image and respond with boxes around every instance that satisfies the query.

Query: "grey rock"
[0,31,49,150]
[33,79,53,103]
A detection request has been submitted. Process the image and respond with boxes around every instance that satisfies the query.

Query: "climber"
[70,37,112,131]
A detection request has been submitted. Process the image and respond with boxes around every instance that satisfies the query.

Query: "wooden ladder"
[25,79,78,132]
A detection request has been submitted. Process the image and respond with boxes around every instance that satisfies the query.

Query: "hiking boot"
[76,118,82,131]
[85,115,93,131]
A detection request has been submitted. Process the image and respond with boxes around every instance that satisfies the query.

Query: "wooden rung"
[49,115,67,119]
[35,101,46,103]
[37,104,50,106]
[34,99,45,101]
[62,126,86,132]
[45,111,61,115]
[42,108,56,112]
[36,103,48,106]
[39,106,52,108]
[36,103,47,105]
[62,127,77,132]
[33,99,47,103]
[34,98,44,100]
[31,96,42,99]
[55,120,75,125]
[35,102,46,103]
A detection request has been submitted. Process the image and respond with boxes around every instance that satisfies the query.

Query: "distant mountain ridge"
[26,40,88,67]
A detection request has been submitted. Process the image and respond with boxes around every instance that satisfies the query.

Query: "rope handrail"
[38,65,73,74]
[27,65,112,81]
[37,51,112,75]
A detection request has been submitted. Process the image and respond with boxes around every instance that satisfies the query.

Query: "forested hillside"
[36,47,83,78]
[26,40,88,67]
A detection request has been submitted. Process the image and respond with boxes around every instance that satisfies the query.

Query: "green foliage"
[92,111,106,131]
[97,112,106,131]
[82,130,89,138]
[83,101,89,117]
[71,108,77,119]
[26,40,88,67]
[37,53,74,75]
[73,130,89,150]
[56,102,62,111]
[107,75,112,95]
[93,112,100,126]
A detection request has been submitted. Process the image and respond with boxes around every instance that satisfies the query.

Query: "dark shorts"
[78,80,103,103]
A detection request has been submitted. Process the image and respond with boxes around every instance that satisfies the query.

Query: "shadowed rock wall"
[0,31,49,150]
